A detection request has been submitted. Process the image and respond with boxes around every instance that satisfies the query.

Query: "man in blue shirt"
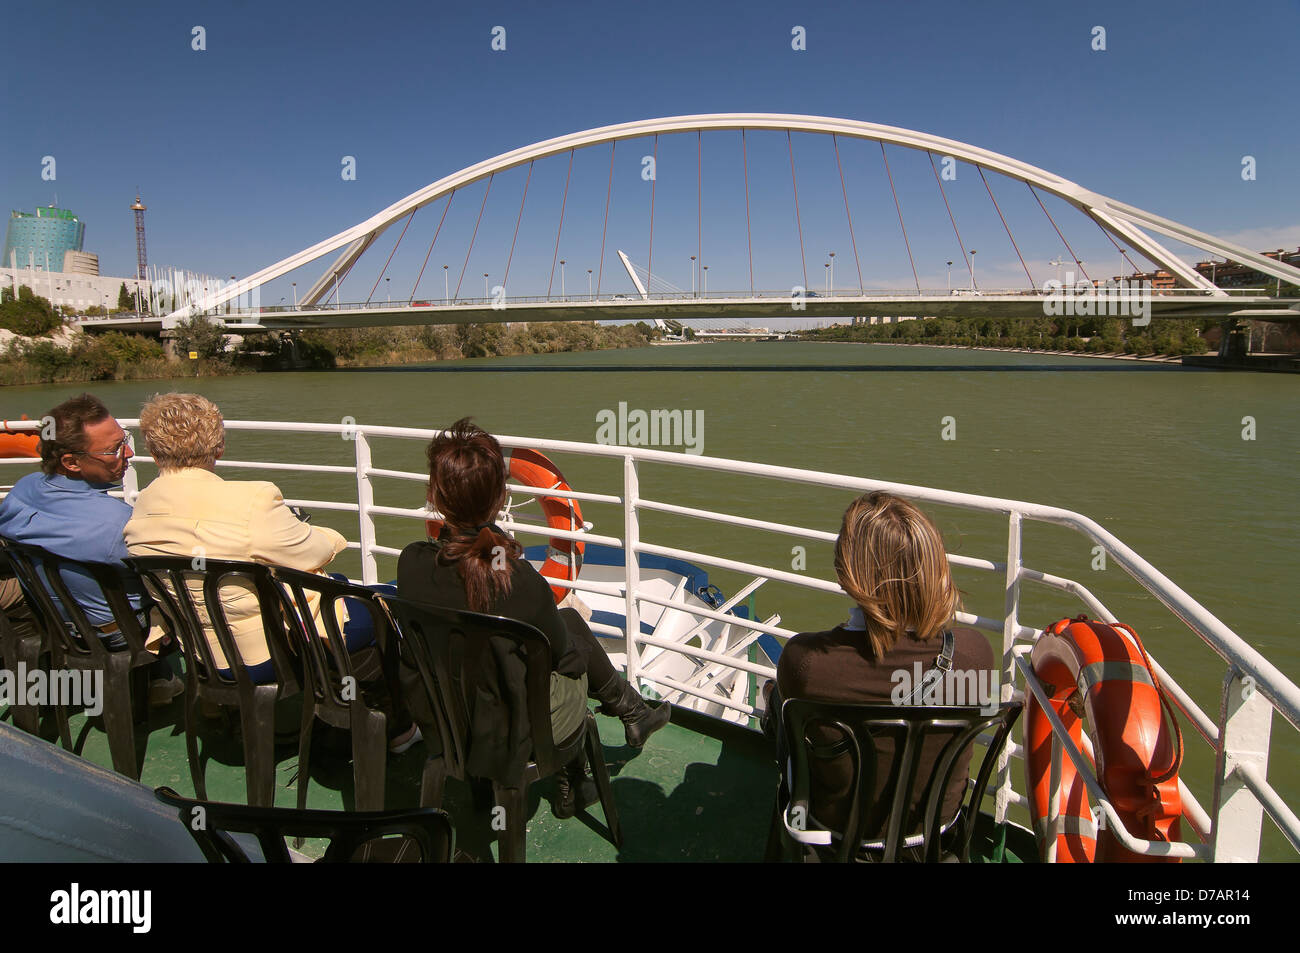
[0,393,180,705]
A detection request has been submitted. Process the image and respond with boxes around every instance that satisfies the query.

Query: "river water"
[4,341,1297,858]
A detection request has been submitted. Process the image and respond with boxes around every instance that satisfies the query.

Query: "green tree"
[0,285,61,336]
[117,283,134,311]
[172,315,230,362]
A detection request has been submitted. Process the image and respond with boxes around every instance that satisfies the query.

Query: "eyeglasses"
[76,432,134,459]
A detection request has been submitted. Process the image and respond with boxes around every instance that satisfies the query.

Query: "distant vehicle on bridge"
[410,301,432,307]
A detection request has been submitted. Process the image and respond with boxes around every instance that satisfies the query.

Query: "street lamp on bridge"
[484,273,490,300]
[587,268,593,299]
[947,260,953,292]
[824,262,830,294]
[443,264,449,301]
[560,259,566,298]
[690,256,697,296]
[292,282,297,309]
[970,250,977,290]
[702,265,708,295]
[829,251,835,293]
[386,277,390,303]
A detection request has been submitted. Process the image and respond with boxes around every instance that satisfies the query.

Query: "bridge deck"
[79,293,1300,334]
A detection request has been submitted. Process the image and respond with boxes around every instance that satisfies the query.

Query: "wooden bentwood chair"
[384,595,623,863]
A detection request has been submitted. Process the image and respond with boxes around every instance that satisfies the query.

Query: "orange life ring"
[425,446,583,604]
[1024,615,1183,863]
[0,417,41,459]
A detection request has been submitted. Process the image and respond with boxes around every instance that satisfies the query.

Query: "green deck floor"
[17,668,778,862]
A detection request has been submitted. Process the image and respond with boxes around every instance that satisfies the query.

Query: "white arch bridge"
[89,114,1300,334]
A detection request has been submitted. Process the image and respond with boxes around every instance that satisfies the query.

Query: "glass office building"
[3,207,85,273]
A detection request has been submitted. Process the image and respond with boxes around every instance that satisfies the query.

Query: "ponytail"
[425,418,524,613]
[439,523,522,613]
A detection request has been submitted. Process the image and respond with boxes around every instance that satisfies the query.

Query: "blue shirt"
[0,472,145,626]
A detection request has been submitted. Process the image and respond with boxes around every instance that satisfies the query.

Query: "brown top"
[777,624,997,838]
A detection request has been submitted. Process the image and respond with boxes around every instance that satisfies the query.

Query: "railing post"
[354,430,378,585]
[1211,666,1272,861]
[122,458,140,506]
[995,510,1023,824]
[623,454,642,690]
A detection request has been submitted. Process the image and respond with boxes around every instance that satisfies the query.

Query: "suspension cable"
[503,161,533,289]
[978,167,1034,289]
[880,142,920,294]
[834,134,864,292]
[927,151,973,287]
[366,209,416,304]
[1027,183,1091,284]
[411,193,453,302]
[788,131,808,291]
[742,130,754,295]
[697,130,702,295]
[454,173,493,300]
[597,141,615,296]
[547,150,574,298]
[646,134,658,295]
[1089,213,1143,278]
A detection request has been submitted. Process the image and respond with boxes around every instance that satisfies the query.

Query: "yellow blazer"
[124,468,348,670]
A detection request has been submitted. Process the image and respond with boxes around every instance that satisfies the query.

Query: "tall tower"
[131,194,147,280]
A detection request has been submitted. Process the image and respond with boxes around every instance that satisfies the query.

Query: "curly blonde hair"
[139,393,225,470]
[834,492,959,659]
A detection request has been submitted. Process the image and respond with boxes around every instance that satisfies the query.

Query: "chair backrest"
[780,699,1023,862]
[267,566,403,724]
[154,786,453,863]
[0,536,150,665]
[383,595,560,787]
[124,555,298,695]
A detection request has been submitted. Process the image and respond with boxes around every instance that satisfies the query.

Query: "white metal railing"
[3,416,1298,862]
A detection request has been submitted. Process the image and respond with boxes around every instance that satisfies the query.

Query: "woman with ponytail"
[764,491,996,844]
[397,418,669,817]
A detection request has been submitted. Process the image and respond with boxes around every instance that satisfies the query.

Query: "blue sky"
[3,0,1296,307]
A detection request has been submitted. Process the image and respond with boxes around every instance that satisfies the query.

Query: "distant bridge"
[84,114,1300,335]
[81,287,1297,336]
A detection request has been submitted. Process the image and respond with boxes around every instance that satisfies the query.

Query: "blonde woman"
[766,491,996,841]
[124,392,417,750]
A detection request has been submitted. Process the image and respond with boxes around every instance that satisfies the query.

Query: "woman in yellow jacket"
[124,392,417,750]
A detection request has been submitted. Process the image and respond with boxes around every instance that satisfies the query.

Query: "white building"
[2,262,150,313]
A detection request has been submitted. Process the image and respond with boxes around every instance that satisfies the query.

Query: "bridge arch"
[179,113,1300,323]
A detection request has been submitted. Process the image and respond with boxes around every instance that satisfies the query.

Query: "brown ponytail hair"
[425,418,523,613]
[834,492,959,660]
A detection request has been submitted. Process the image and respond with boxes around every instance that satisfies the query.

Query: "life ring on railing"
[0,417,41,459]
[425,446,584,604]
[1024,615,1183,863]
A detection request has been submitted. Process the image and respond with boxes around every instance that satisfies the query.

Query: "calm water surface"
[5,342,1297,857]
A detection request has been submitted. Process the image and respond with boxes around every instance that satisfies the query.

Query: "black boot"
[594,676,671,748]
[553,758,599,819]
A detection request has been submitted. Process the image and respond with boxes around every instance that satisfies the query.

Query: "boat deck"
[19,670,1035,862]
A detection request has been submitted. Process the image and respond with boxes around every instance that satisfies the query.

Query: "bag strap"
[905,629,956,706]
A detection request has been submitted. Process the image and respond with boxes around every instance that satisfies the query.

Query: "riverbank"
[863,341,1192,364]
[1,320,656,386]
[0,329,246,386]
